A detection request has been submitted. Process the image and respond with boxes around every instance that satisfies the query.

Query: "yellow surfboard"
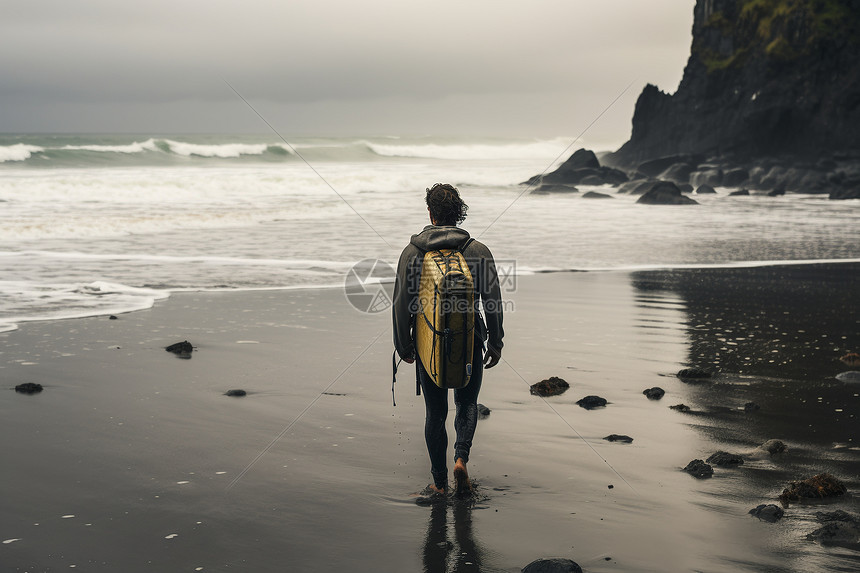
[415,249,475,389]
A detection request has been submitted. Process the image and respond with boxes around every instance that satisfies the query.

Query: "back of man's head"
[426,183,469,226]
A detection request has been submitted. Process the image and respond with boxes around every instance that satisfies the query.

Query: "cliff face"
[610,0,860,167]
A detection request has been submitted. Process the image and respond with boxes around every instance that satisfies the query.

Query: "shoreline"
[4,256,860,335]
[2,264,858,571]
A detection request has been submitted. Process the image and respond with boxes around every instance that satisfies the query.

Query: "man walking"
[393,183,505,494]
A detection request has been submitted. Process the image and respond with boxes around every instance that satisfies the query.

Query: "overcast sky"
[1,0,695,144]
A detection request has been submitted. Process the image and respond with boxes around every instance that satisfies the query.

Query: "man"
[393,183,505,495]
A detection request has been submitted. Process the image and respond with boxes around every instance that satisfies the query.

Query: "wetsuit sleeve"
[392,245,418,360]
[478,245,505,353]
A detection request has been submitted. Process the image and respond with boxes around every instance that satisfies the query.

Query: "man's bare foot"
[454,458,471,494]
[428,484,446,495]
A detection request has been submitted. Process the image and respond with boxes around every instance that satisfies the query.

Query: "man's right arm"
[392,246,417,362]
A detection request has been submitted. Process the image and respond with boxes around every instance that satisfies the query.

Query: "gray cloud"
[0,0,695,139]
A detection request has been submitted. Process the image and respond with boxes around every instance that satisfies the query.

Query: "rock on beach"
[683,459,713,478]
[604,434,633,443]
[576,395,607,410]
[522,558,583,573]
[779,473,847,504]
[530,377,570,397]
[749,504,784,523]
[706,451,744,466]
[15,382,43,394]
[642,386,665,400]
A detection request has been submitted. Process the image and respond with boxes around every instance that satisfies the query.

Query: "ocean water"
[2,133,859,332]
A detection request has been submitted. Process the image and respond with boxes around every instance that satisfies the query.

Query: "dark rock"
[695,184,717,194]
[744,402,760,412]
[642,386,665,400]
[749,504,784,523]
[531,184,578,194]
[225,389,247,397]
[836,371,860,383]
[729,188,750,196]
[559,148,600,170]
[767,183,786,196]
[608,484,614,489]
[807,520,860,549]
[657,163,695,184]
[477,403,491,418]
[637,155,702,178]
[830,187,860,200]
[678,183,694,193]
[683,459,713,479]
[815,510,857,524]
[109,315,118,320]
[166,340,193,358]
[636,181,699,205]
[670,403,691,412]
[617,179,655,195]
[779,473,847,504]
[578,174,608,186]
[530,376,569,397]
[522,558,583,573]
[690,169,723,187]
[657,163,694,185]
[604,434,633,443]
[761,439,787,455]
[525,149,629,188]
[581,191,613,199]
[722,168,749,187]
[15,382,43,394]
[706,451,744,466]
[677,367,711,379]
[576,395,607,410]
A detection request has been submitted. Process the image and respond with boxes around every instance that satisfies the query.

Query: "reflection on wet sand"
[631,263,860,571]
[422,497,485,573]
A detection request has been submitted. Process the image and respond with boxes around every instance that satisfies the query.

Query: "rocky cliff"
[608,0,860,168]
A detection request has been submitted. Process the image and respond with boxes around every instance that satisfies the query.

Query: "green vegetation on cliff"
[696,0,860,73]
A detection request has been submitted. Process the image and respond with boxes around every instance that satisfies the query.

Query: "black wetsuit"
[393,225,504,489]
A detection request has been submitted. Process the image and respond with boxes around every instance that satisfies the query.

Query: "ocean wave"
[58,139,160,154]
[0,279,169,332]
[364,138,572,161]
[157,139,293,158]
[0,144,45,163]
[0,138,297,164]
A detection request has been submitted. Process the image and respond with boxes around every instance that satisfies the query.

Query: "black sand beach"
[2,264,858,572]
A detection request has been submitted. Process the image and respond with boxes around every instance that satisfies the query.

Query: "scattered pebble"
[706,451,744,466]
[576,395,607,410]
[744,402,760,412]
[604,434,633,443]
[3,539,21,544]
[683,459,713,479]
[669,403,691,412]
[642,387,665,400]
[15,383,43,394]
[749,504,784,522]
[677,367,711,379]
[165,533,179,539]
[225,389,246,397]
[779,473,847,504]
[530,377,569,397]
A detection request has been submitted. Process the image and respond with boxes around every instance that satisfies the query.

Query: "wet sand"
[1,264,858,572]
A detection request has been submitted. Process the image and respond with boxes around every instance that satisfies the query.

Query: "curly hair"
[425,183,469,226]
